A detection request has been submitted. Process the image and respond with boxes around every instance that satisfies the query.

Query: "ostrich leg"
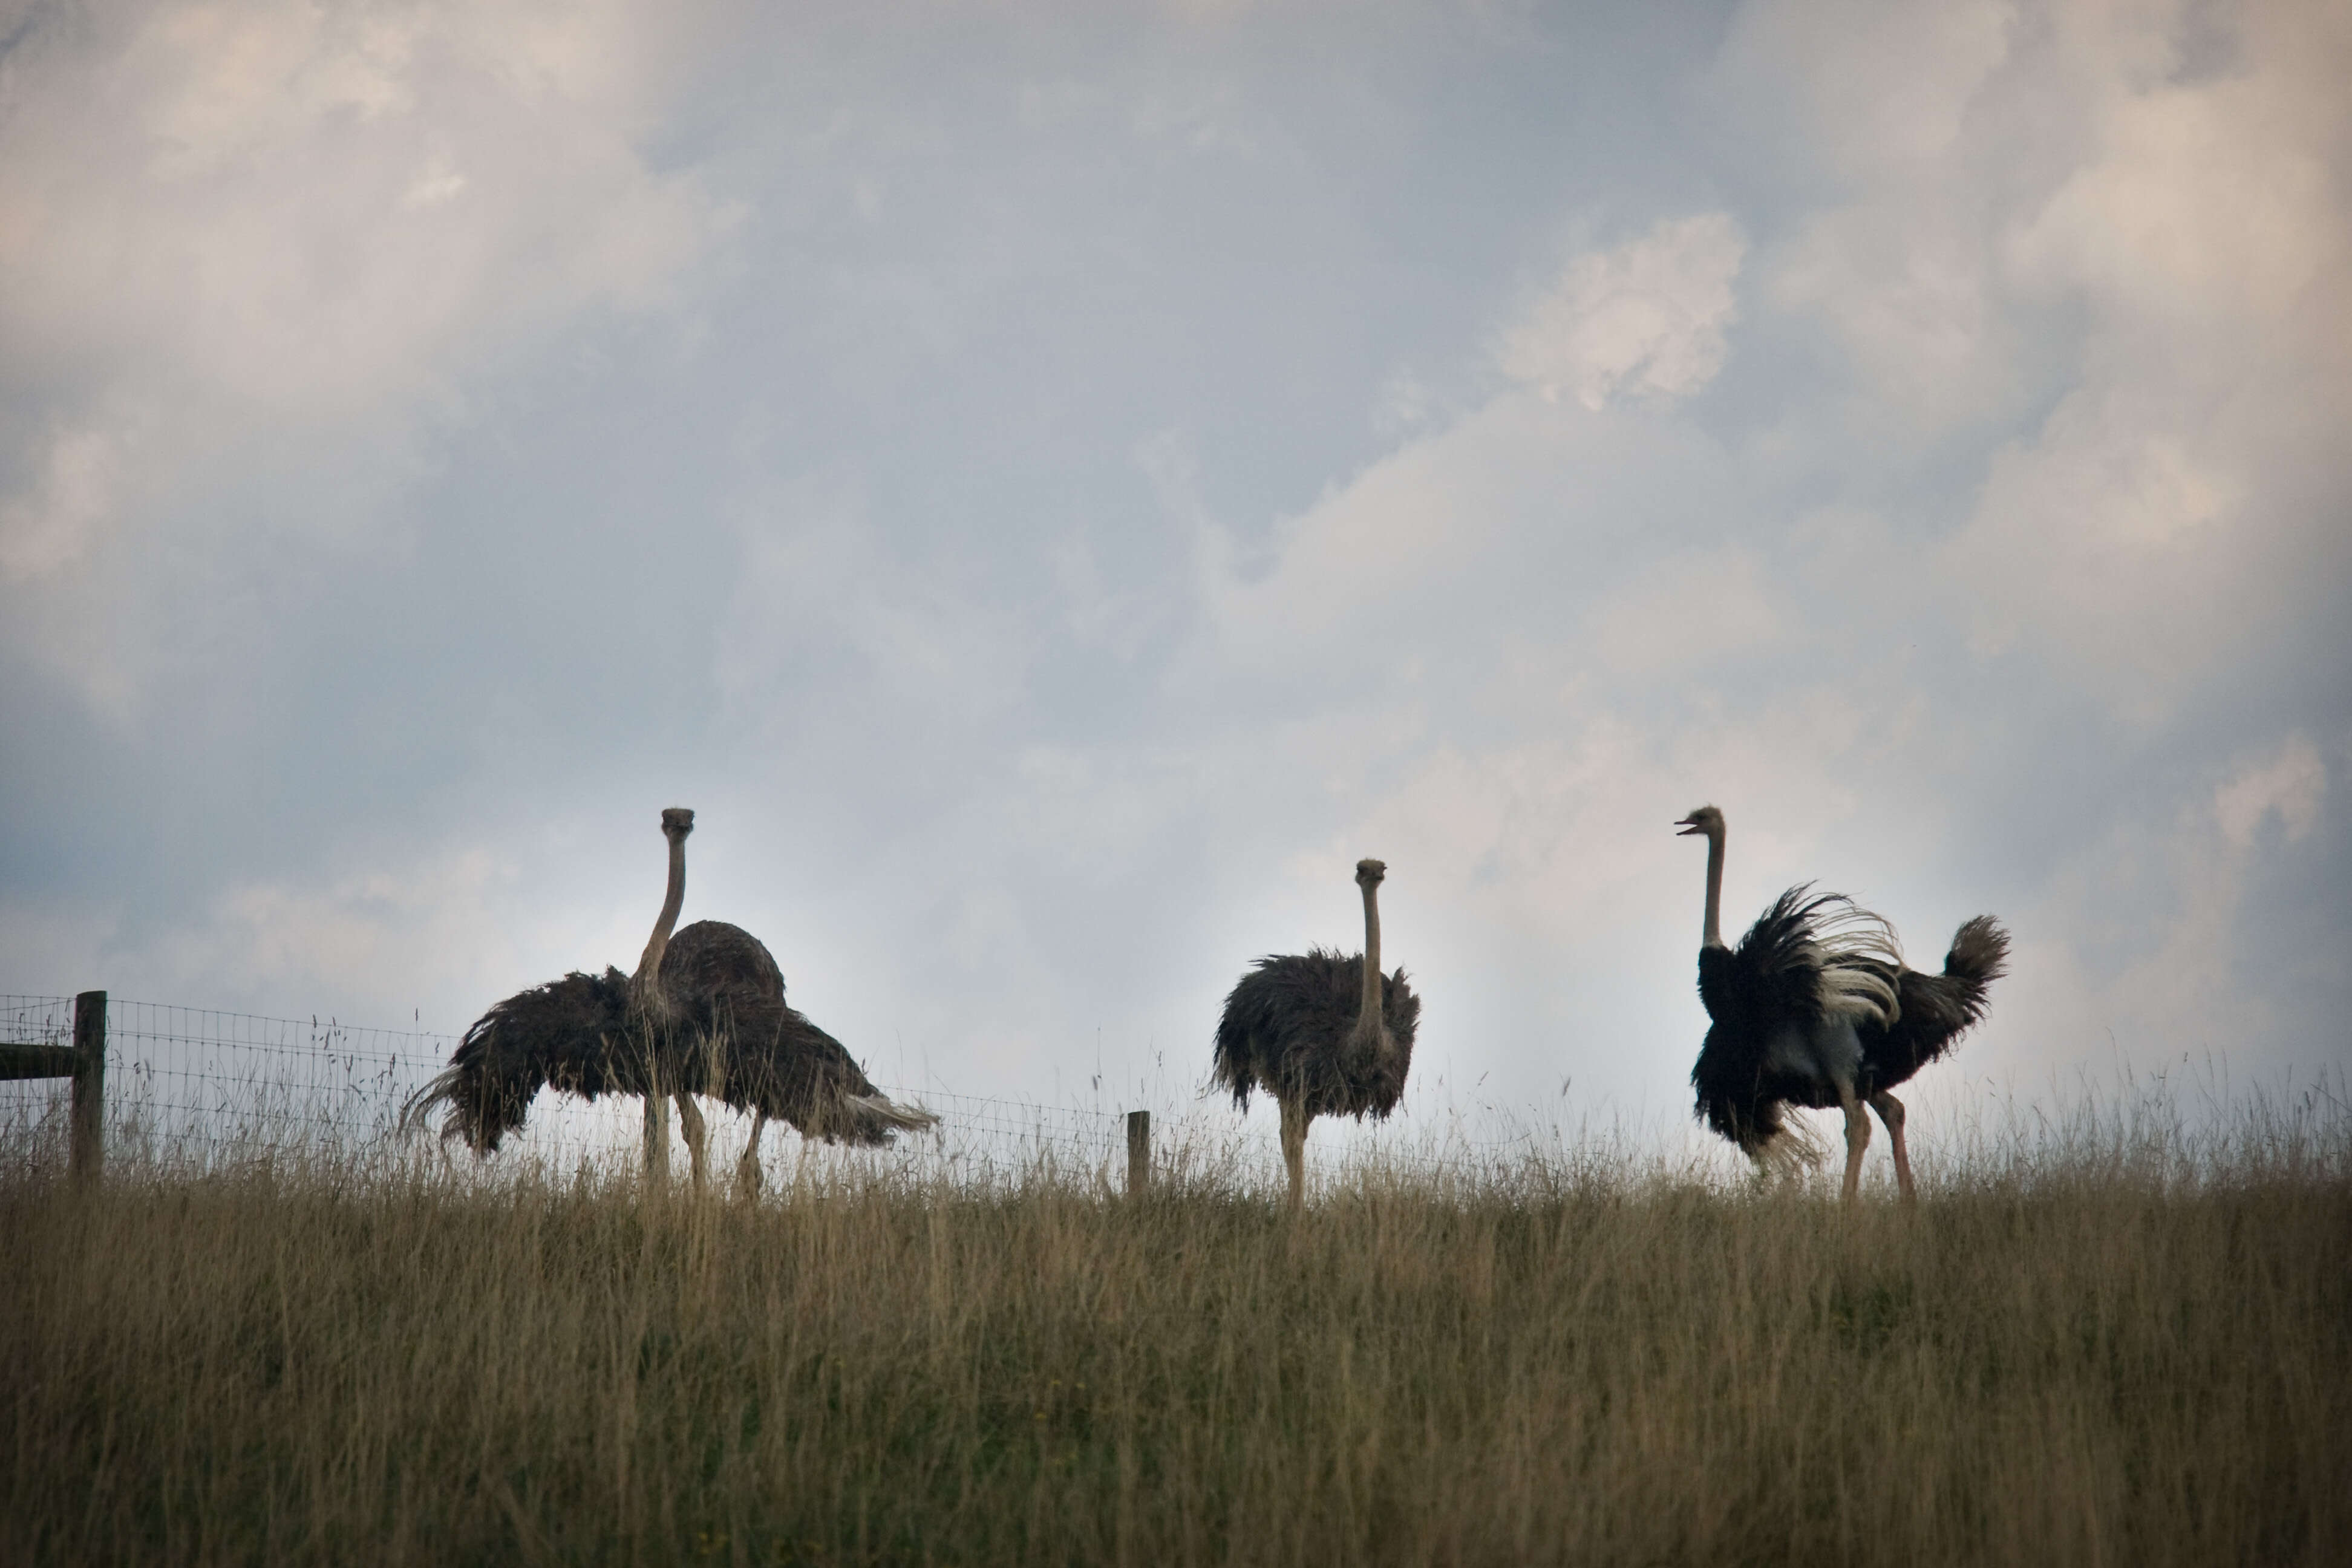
[735,1110,768,1201]
[675,1092,709,1194]
[1278,1095,1308,1210]
[1869,1091,1915,1204]
[1837,1079,1871,1202]
[642,1089,671,1193]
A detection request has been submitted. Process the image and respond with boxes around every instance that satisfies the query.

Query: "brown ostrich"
[403,808,935,1191]
[1212,858,1420,1209]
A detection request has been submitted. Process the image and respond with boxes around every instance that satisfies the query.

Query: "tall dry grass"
[4,1089,2347,1567]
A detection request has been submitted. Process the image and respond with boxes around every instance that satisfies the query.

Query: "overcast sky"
[3,0,2347,1155]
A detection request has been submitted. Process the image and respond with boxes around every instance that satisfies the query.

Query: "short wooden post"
[71,990,105,1186]
[1125,1109,1150,1198]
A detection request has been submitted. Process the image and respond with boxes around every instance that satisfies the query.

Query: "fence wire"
[1,995,75,1048]
[4,996,1572,1196]
[0,997,1152,1191]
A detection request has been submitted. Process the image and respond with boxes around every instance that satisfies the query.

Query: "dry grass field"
[4,1094,2348,1567]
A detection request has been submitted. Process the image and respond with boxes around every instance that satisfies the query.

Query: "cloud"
[2214,732,2325,848]
[714,482,1037,759]
[0,426,116,585]
[0,840,544,1027]
[1497,214,1746,411]
[1932,0,2352,716]
[0,0,727,692]
[1769,202,2014,428]
[1197,403,1503,661]
[1943,387,2249,699]
[1588,547,1783,676]
[2007,69,2341,328]
[1991,729,2337,1076]
[1707,0,2016,181]
[1197,275,1755,697]
[1727,0,2025,431]
[155,849,524,1014]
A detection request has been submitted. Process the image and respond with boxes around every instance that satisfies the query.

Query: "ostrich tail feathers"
[397,1062,511,1153]
[1695,1077,1823,1175]
[808,1089,939,1146]
[851,1093,939,1135]
[397,1067,465,1140]
[1209,1002,1256,1111]
[1879,913,2011,1069]
[1945,915,2010,987]
[1748,1115,1827,1181]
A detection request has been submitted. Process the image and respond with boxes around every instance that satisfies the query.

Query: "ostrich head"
[1674,805,1724,839]
[662,807,696,840]
[1355,858,1387,888]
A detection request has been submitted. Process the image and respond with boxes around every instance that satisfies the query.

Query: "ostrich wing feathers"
[1699,885,1880,1029]
[399,967,644,1152]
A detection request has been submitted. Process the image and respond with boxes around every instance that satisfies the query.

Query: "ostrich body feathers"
[1691,887,2007,1162]
[1212,948,1420,1122]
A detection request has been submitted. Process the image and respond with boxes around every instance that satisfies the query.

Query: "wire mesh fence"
[1,992,1583,1197]
[1,995,76,1047]
[0,994,1174,1191]
[15,995,2342,1199]
[103,999,448,1167]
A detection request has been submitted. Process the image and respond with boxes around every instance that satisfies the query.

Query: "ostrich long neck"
[634,831,688,1001]
[1356,879,1385,1039]
[1702,827,1726,950]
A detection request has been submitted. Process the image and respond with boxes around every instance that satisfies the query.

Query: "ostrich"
[402,808,936,1191]
[1212,858,1421,1209]
[658,913,941,1196]
[1675,805,2008,1201]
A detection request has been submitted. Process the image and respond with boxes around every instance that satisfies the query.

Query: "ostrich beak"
[1674,816,1705,835]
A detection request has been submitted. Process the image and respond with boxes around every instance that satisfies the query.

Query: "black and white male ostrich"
[1675,805,2008,1201]
[403,808,935,1192]
[1212,858,1421,1208]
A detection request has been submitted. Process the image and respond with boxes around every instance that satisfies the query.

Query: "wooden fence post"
[1126,1109,1150,1198]
[71,990,105,1186]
